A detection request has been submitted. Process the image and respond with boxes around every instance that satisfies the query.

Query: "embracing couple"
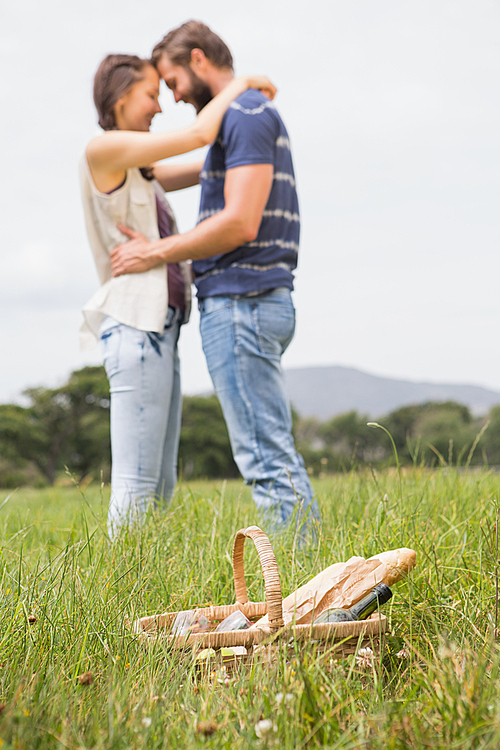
[80,20,319,539]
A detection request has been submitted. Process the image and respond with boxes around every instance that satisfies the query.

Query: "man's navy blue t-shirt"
[193,90,300,298]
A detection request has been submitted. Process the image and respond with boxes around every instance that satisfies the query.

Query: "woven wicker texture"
[168,613,387,650]
[135,602,268,634]
[287,613,387,642]
[232,526,284,629]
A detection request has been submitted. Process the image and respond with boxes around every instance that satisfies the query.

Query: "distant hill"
[284,365,500,420]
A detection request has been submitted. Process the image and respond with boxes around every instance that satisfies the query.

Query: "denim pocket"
[199,297,233,369]
[253,290,296,356]
[199,296,232,318]
[100,321,122,377]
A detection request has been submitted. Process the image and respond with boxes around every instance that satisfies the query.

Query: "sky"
[1,0,499,404]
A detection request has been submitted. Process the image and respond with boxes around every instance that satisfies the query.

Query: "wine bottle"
[313,583,392,624]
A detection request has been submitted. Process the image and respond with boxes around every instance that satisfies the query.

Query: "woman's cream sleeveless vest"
[79,155,191,349]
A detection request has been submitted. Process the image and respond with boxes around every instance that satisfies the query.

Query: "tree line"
[1,366,500,488]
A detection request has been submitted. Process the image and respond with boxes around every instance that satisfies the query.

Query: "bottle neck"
[350,584,392,620]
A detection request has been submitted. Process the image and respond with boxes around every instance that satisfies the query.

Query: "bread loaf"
[368,548,417,585]
[251,547,416,629]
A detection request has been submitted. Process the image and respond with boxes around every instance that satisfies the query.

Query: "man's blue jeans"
[199,287,319,531]
[100,308,183,537]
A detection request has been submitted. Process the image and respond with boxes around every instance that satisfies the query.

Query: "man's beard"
[187,68,213,113]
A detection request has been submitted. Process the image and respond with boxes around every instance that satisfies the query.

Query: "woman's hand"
[240,75,277,101]
[192,75,276,146]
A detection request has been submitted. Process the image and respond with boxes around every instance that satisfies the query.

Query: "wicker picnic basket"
[133,525,387,662]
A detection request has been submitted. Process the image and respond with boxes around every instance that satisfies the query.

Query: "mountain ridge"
[283,365,500,420]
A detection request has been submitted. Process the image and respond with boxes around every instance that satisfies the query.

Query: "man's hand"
[108,164,274,271]
[110,225,161,276]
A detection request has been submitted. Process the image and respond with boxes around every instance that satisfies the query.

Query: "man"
[111,20,319,534]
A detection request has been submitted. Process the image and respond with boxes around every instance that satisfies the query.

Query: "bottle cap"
[374,583,392,605]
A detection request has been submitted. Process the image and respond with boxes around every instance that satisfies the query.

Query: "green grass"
[1,469,500,748]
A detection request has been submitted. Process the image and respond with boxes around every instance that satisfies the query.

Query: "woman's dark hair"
[93,54,154,179]
[93,54,151,130]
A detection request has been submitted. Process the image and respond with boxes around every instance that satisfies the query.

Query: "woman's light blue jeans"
[100,308,183,537]
[199,287,319,534]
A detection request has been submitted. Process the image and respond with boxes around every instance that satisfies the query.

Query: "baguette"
[251,547,416,629]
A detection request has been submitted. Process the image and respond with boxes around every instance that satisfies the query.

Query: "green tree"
[0,404,45,462]
[473,404,500,466]
[381,401,478,466]
[0,404,47,487]
[21,366,110,485]
[61,367,111,481]
[179,395,238,479]
[319,410,383,465]
[413,403,476,465]
[381,403,427,460]
[23,386,74,484]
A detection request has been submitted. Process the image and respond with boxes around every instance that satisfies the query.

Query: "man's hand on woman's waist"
[111,163,274,276]
[111,226,169,276]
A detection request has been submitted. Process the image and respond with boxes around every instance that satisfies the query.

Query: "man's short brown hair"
[151,20,233,71]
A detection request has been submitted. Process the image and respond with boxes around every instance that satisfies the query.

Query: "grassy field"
[1,469,500,748]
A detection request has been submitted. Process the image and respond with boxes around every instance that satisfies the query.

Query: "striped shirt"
[193,90,299,298]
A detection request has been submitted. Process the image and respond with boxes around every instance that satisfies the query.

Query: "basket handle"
[232,525,284,630]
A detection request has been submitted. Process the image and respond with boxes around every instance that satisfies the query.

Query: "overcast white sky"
[1,0,499,403]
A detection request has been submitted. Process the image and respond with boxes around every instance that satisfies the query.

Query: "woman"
[80,54,275,536]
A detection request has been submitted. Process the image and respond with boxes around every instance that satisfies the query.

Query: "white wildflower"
[141,717,152,728]
[276,692,294,705]
[255,719,277,738]
[356,646,375,669]
[396,648,410,660]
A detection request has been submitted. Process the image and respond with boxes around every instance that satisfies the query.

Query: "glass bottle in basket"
[171,610,211,635]
[214,609,252,632]
[313,583,392,624]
